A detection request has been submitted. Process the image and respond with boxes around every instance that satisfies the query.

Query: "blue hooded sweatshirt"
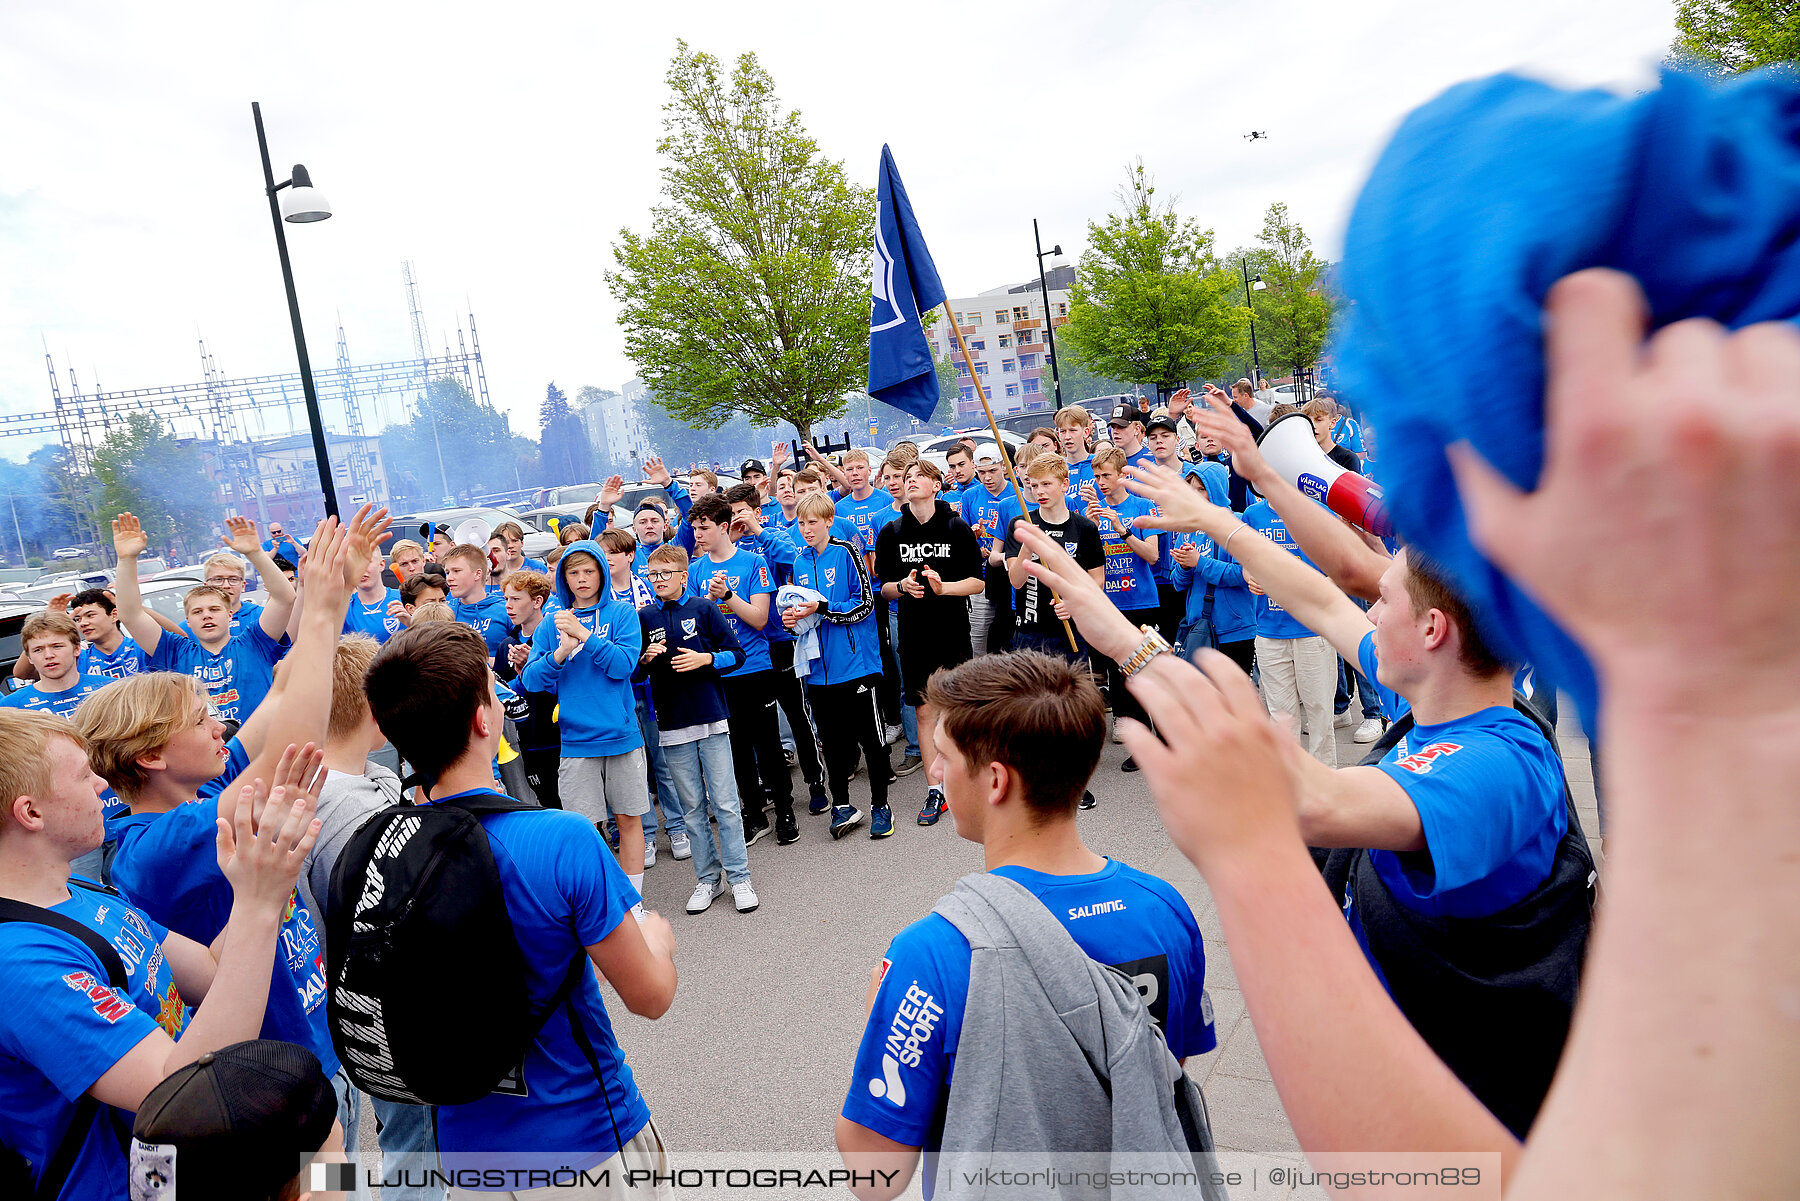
[787,536,881,684]
[520,540,644,757]
[450,589,511,657]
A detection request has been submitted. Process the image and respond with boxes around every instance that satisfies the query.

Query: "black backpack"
[0,880,133,1200]
[1316,695,1595,1137]
[325,791,592,1106]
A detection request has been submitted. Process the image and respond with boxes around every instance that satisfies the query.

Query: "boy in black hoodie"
[874,459,983,829]
[634,544,761,916]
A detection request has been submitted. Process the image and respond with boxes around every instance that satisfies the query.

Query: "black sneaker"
[743,820,771,847]
[808,786,830,815]
[1078,790,1097,810]
[775,811,800,845]
[1121,756,1140,773]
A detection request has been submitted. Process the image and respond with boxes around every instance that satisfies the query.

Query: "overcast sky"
[0,0,1675,461]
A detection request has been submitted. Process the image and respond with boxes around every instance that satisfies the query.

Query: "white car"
[915,431,1026,475]
[51,547,87,561]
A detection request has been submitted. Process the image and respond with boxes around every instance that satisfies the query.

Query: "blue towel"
[1331,63,1800,731]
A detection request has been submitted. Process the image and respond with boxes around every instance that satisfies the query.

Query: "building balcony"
[1012,319,1041,333]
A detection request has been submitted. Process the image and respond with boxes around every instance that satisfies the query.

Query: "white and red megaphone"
[1256,413,1392,538]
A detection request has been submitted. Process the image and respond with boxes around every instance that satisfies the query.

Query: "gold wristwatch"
[1121,625,1172,677]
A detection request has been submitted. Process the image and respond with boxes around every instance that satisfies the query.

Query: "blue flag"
[867,145,947,422]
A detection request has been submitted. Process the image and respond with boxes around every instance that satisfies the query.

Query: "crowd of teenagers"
[0,267,1794,1201]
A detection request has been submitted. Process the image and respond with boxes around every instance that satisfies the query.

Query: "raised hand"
[300,518,345,598]
[643,456,671,487]
[598,475,625,510]
[770,441,790,471]
[47,592,72,613]
[1167,387,1192,418]
[1120,647,1305,873]
[215,776,321,915]
[342,504,393,592]
[220,515,260,556]
[112,513,148,560]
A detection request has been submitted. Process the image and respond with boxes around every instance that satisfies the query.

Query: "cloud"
[0,0,1674,461]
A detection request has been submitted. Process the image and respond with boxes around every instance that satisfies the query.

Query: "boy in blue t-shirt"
[0,708,328,1201]
[112,513,295,728]
[1086,446,1161,771]
[366,622,678,1180]
[343,546,405,643]
[688,493,794,848]
[2,612,109,719]
[836,652,1213,1198]
[1242,498,1339,767]
[70,589,149,680]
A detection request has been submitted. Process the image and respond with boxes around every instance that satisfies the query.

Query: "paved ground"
[359,698,1600,1192]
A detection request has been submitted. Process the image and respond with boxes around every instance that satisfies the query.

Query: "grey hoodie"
[930,872,1218,1201]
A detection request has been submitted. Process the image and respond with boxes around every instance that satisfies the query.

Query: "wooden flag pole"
[939,305,1080,653]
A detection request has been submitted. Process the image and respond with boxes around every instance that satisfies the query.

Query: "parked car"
[530,483,608,510]
[0,601,39,679]
[139,575,207,627]
[383,507,557,560]
[914,430,1026,474]
[51,546,88,561]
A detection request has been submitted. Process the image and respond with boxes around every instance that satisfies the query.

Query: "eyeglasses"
[645,570,681,582]
[205,576,244,587]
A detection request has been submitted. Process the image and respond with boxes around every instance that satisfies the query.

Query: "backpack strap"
[0,881,132,1201]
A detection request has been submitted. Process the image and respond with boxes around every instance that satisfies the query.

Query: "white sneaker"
[732,880,760,913]
[1111,718,1124,745]
[643,836,657,868]
[686,877,727,914]
[1353,717,1385,743]
[670,832,692,861]
[883,723,903,747]
[1335,709,1357,729]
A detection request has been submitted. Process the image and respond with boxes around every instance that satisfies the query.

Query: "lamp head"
[1251,274,1267,292]
[279,164,332,223]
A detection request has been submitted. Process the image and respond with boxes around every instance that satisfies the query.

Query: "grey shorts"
[560,749,650,820]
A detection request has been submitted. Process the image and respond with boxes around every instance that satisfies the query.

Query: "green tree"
[607,44,877,444]
[1045,342,1135,408]
[90,414,218,558]
[1242,203,1335,380]
[380,377,524,507]
[539,381,594,485]
[1672,0,1800,74]
[1060,161,1250,399]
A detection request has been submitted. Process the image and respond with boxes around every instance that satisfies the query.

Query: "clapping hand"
[1013,522,1138,661]
[706,572,730,601]
[671,647,713,673]
[341,504,392,593]
[507,643,530,670]
[921,565,945,595]
[900,570,926,599]
[1172,541,1201,569]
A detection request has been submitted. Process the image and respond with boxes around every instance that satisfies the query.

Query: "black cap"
[1108,402,1146,426]
[740,458,767,478]
[1145,413,1180,435]
[420,522,456,544]
[129,1040,336,1201]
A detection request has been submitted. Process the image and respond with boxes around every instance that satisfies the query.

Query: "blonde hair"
[0,710,86,826]
[74,674,206,798]
[795,493,837,521]
[388,538,425,565]
[182,584,234,615]
[1024,454,1070,482]
[408,601,454,625]
[442,544,487,573]
[1013,442,1044,469]
[1091,445,1127,473]
[883,444,919,469]
[646,544,690,569]
[331,635,380,743]
[842,449,870,468]
[202,553,247,579]
[1302,397,1337,422]
[22,611,80,651]
[1054,405,1093,430]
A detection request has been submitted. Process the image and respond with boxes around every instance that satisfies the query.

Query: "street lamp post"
[252,101,339,520]
[1241,260,1267,391]
[1033,219,1067,412]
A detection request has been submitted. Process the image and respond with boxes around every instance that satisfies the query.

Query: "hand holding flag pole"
[865,145,1078,651]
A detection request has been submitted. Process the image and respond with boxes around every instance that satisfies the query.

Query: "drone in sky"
[1243,131,1269,142]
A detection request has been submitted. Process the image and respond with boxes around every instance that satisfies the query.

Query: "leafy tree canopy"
[1672,0,1800,74]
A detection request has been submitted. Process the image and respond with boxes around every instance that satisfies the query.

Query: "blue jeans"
[371,1096,444,1201]
[331,1069,369,1201]
[635,695,685,841]
[882,605,919,757]
[664,731,750,885]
